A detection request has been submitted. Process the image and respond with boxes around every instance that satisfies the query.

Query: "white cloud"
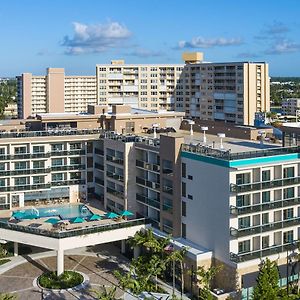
[266,40,300,55]
[126,48,165,58]
[62,21,132,54]
[177,36,243,49]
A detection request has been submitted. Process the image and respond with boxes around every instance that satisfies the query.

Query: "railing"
[162,185,173,195]
[95,177,104,186]
[136,193,160,209]
[106,155,124,165]
[136,177,160,190]
[230,242,297,263]
[94,163,104,171]
[230,177,300,193]
[106,187,124,199]
[136,160,160,172]
[230,197,300,215]
[106,171,124,182]
[162,168,173,175]
[230,217,300,237]
[0,128,103,139]
[0,168,51,176]
[95,148,104,156]
[51,179,85,186]
[51,150,85,156]
[51,164,85,171]
[182,144,300,161]
[0,183,51,192]
[0,218,149,239]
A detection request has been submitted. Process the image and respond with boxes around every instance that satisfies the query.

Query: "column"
[57,249,64,276]
[133,246,140,259]
[121,240,126,254]
[13,242,18,257]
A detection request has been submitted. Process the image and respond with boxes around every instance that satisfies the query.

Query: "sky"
[1,0,300,77]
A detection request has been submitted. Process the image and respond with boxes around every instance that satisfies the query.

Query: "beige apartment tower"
[17,68,97,118]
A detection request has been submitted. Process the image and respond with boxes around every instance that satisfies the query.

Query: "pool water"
[14,204,92,220]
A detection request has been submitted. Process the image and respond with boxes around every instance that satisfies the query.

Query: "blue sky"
[1,0,300,77]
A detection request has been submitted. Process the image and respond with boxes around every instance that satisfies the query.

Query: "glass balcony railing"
[106,187,124,199]
[106,155,124,165]
[106,171,124,182]
[95,148,104,156]
[0,183,51,192]
[95,177,104,186]
[0,168,51,176]
[51,179,85,187]
[230,177,300,193]
[162,185,173,195]
[94,163,104,171]
[136,176,160,190]
[51,164,85,171]
[230,217,300,237]
[230,197,300,215]
[0,218,149,239]
[136,193,160,209]
[51,150,86,156]
[230,242,297,263]
[136,160,160,172]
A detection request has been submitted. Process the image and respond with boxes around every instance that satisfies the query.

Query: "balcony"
[95,177,104,186]
[230,197,300,215]
[106,171,124,182]
[230,243,296,263]
[0,183,51,192]
[95,148,104,156]
[162,168,173,175]
[0,168,51,176]
[106,187,124,199]
[136,176,160,190]
[136,160,160,172]
[51,179,85,187]
[230,177,300,193]
[51,150,86,156]
[136,193,160,209]
[230,217,300,237]
[162,185,173,195]
[94,163,104,171]
[51,164,85,171]
[106,155,124,165]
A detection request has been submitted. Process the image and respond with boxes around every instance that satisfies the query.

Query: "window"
[262,213,269,224]
[163,197,173,213]
[283,231,294,243]
[51,144,63,151]
[262,170,270,181]
[283,208,293,220]
[0,179,5,187]
[284,167,294,178]
[70,143,81,150]
[182,201,186,217]
[182,182,186,197]
[236,195,250,207]
[32,176,45,184]
[70,157,81,165]
[262,236,269,249]
[33,146,44,153]
[182,163,186,178]
[236,173,250,185]
[238,216,250,229]
[52,158,63,167]
[14,147,26,154]
[238,240,250,253]
[70,172,80,180]
[162,219,173,234]
[188,194,193,200]
[0,163,5,171]
[52,173,64,181]
[162,160,173,174]
[262,191,270,203]
[182,223,186,238]
[33,161,45,169]
[188,175,193,180]
[15,177,29,186]
[14,161,27,170]
[283,187,294,199]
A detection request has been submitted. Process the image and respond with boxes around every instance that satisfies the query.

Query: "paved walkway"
[0,244,130,300]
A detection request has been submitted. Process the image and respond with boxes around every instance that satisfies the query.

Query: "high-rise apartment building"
[282,98,300,116]
[17,53,269,125]
[17,68,97,118]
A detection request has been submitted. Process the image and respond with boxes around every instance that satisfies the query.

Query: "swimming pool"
[12,204,93,220]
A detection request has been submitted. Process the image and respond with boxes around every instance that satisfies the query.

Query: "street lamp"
[201,126,208,144]
[187,120,195,136]
[217,133,226,150]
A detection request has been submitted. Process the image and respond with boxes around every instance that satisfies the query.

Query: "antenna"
[201,126,208,144]
[217,133,226,150]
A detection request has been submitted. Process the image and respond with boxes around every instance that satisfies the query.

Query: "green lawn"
[0,259,11,266]
[38,271,84,289]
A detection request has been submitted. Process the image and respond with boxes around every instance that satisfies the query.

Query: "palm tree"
[91,285,117,300]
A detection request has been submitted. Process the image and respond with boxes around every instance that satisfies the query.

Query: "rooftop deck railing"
[182,144,300,161]
[0,218,149,239]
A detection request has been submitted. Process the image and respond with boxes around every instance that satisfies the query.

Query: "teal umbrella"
[12,211,25,219]
[45,218,60,224]
[88,214,102,221]
[121,210,134,217]
[105,212,119,219]
[70,217,85,223]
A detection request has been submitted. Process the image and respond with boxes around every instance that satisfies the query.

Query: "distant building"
[281,98,300,116]
[3,103,17,118]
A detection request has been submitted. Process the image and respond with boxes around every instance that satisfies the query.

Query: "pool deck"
[0,201,127,233]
